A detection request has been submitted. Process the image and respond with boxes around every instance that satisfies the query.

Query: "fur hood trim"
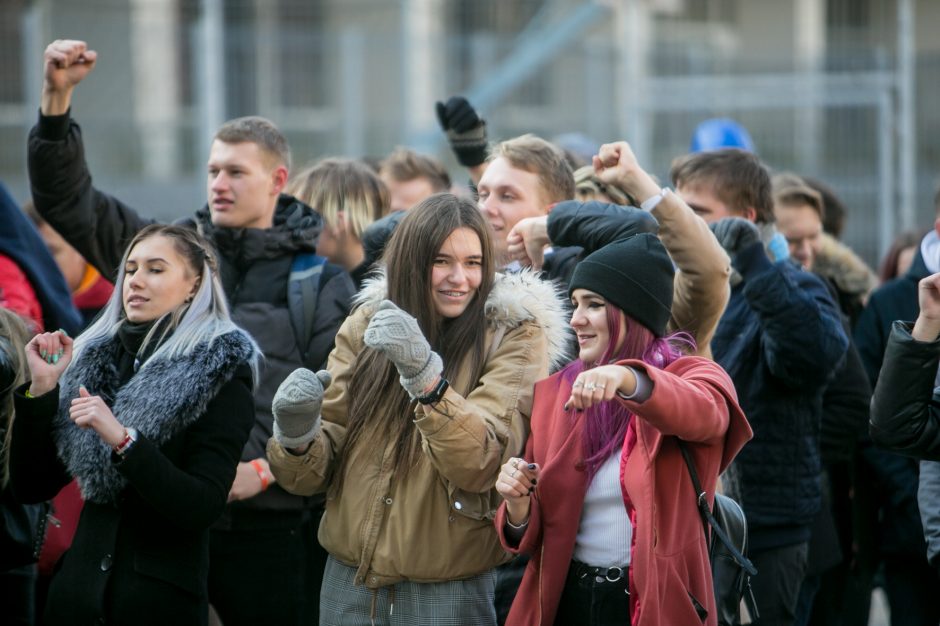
[53,329,257,504]
[814,233,878,298]
[355,268,572,370]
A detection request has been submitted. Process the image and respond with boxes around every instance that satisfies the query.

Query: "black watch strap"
[417,377,450,405]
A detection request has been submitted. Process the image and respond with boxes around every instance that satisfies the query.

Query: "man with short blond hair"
[477,134,574,269]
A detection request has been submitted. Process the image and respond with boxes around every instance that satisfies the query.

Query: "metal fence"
[2,0,937,268]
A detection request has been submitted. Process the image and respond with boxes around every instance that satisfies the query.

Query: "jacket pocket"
[688,590,708,623]
[446,483,501,521]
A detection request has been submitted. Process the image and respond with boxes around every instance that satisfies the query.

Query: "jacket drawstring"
[368,585,395,624]
[370,588,377,626]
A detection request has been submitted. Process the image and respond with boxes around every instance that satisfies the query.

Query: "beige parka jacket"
[267,270,571,588]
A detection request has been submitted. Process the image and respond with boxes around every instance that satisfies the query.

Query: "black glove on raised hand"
[710,217,772,284]
[435,96,488,167]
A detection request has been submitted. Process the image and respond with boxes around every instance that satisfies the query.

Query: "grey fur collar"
[355,268,572,370]
[53,330,256,504]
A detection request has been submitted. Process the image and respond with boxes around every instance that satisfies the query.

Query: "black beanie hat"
[568,233,674,337]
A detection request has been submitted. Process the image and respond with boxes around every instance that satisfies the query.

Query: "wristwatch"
[417,377,450,405]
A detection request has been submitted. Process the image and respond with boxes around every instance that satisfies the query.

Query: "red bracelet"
[113,429,133,454]
[250,459,271,491]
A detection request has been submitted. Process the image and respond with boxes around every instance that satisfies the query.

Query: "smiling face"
[122,235,200,323]
[570,289,625,365]
[206,140,285,230]
[430,227,483,318]
[477,157,548,265]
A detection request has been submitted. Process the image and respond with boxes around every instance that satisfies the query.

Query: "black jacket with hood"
[27,111,355,514]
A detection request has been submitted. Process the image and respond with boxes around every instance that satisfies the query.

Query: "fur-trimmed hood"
[53,329,257,504]
[355,268,572,371]
[813,233,878,299]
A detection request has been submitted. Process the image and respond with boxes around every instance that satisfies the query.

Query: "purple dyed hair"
[562,302,695,477]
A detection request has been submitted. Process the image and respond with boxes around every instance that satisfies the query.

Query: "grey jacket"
[919,460,940,567]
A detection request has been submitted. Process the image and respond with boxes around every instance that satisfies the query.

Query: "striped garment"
[320,556,497,626]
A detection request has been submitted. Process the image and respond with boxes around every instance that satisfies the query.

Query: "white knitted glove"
[272,368,332,447]
[364,300,443,398]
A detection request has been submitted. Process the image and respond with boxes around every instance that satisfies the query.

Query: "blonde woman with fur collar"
[10,225,258,625]
[267,194,569,625]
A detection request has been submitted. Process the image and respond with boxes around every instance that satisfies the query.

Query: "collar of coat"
[355,268,573,372]
[53,329,256,504]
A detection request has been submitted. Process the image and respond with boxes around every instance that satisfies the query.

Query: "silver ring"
[572,381,584,388]
[596,383,606,390]
[511,468,518,478]
[585,383,596,392]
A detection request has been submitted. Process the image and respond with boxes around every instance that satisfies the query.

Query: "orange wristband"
[250,459,271,491]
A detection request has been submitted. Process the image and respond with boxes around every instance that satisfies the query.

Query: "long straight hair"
[335,194,496,486]
[0,309,30,489]
[68,225,258,381]
[562,302,695,477]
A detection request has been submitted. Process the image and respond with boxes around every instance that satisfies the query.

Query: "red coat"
[496,356,752,626]
[0,253,43,331]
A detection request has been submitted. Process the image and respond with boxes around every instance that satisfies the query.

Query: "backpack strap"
[288,252,327,364]
[677,440,758,576]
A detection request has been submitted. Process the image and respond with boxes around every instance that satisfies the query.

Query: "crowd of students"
[2,37,940,626]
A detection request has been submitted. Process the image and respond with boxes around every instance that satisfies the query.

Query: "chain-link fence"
[2,0,938,268]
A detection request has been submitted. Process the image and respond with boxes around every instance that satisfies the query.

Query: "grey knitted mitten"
[363,300,443,398]
[272,368,332,447]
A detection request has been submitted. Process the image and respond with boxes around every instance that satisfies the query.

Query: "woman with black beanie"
[495,233,753,626]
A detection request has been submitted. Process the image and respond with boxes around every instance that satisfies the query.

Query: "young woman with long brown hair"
[266,194,569,624]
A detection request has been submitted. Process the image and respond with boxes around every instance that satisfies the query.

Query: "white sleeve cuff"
[639,188,671,212]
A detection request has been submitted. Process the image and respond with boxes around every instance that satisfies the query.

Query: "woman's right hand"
[913,272,940,341]
[495,457,540,526]
[25,330,73,396]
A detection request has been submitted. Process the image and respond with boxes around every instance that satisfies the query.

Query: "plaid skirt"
[319,556,497,626]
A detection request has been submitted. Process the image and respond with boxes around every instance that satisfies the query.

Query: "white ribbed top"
[573,451,632,568]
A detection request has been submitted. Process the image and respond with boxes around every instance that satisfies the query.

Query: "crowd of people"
[2,37,940,626]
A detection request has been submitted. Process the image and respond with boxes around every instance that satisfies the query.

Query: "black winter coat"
[870,321,940,458]
[854,249,931,556]
[10,354,254,625]
[28,111,355,515]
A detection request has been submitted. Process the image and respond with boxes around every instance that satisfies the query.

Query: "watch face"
[419,378,448,404]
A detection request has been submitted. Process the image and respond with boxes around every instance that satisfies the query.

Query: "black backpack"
[678,441,759,626]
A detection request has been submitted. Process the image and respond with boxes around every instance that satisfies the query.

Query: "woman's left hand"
[565,365,636,411]
[69,386,126,447]
[364,300,443,398]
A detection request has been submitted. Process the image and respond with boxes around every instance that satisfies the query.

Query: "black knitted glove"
[710,217,773,284]
[435,96,488,167]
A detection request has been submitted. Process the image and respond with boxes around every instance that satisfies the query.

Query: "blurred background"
[2,0,939,268]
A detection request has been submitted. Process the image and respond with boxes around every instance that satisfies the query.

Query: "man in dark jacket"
[771,173,875,625]
[29,40,354,626]
[860,204,940,624]
[671,149,849,626]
